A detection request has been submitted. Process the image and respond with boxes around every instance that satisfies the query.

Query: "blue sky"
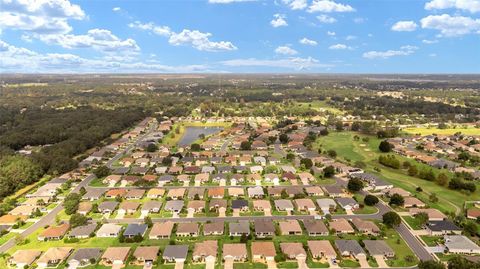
[1,0,479,73]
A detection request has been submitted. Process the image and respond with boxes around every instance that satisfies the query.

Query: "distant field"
[403,126,480,136]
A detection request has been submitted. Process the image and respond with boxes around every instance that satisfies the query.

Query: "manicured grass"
[403,126,480,136]
[276,261,298,268]
[420,235,443,247]
[338,259,360,267]
[234,262,267,268]
[0,232,16,245]
[403,216,424,230]
[383,227,418,267]
[306,260,330,268]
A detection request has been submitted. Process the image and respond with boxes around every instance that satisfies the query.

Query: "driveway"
[374,255,389,268]
[266,258,277,269]
[139,211,148,219]
[233,209,240,217]
[219,179,226,186]
[187,208,195,218]
[205,256,216,269]
[115,211,125,219]
[224,258,234,269]
[219,208,226,217]
[174,261,184,269]
[358,255,370,268]
[297,256,308,269]
[264,209,271,216]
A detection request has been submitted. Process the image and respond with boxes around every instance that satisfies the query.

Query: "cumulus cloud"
[0,39,210,73]
[329,43,351,50]
[420,14,480,37]
[275,45,298,55]
[308,0,355,13]
[317,14,337,23]
[112,7,121,12]
[425,0,480,13]
[363,45,418,59]
[391,21,418,32]
[422,39,439,44]
[129,21,237,51]
[299,37,318,46]
[271,14,288,27]
[221,57,331,70]
[0,0,85,34]
[282,0,307,10]
[327,31,336,36]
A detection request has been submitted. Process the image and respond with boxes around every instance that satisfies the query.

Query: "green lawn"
[403,216,424,230]
[338,259,360,267]
[403,126,480,136]
[420,235,443,247]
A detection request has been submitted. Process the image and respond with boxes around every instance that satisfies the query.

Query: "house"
[403,197,426,208]
[410,208,446,221]
[194,173,210,184]
[229,222,250,236]
[267,186,284,197]
[316,198,337,214]
[382,187,410,197]
[308,240,336,260]
[9,205,36,216]
[124,223,148,238]
[294,198,316,211]
[208,187,224,198]
[125,189,145,199]
[323,185,345,197]
[142,200,162,213]
[254,220,275,238]
[163,245,188,263]
[68,248,102,268]
[98,201,119,214]
[177,223,199,237]
[303,220,329,236]
[119,201,140,214]
[351,218,380,235]
[467,208,480,220]
[253,156,267,166]
[279,220,302,235]
[38,223,70,241]
[251,241,276,262]
[167,188,186,200]
[223,243,247,261]
[264,174,279,184]
[188,188,205,199]
[105,189,126,199]
[193,240,218,262]
[426,220,462,235]
[228,187,244,197]
[305,186,324,196]
[101,247,130,267]
[253,200,271,212]
[133,246,159,265]
[444,235,480,254]
[204,221,224,236]
[329,219,354,234]
[68,223,97,239]
[149,221,174,239]
[335,197,359,211]
[96,224,122,237]
[36,247,73,268]
[335,240,366,258]
[363,240,395,258]
[103,175,122,186]
[188,200,205,213]
[159,175,174,184]
[147,188,165,198]
[209,199,227,212]
[274,199,294,212]
[27,183,61,201]
[248,186,264,198]
[82,189,105,201]
[280,243,307,260]
[164,200,184,213]
[8,250,42,269]
[232,199,249,211]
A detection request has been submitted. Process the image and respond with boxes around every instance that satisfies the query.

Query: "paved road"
[273,143,286,157]
[396,222,434,261]
[0,122,157,253]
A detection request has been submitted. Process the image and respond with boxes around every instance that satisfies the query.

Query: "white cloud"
[345,35,356,40]
[221,57,331,70]
[353,17,366,24]
[329,43,351,50]
[327,31,336,36]
[275,45,298,55]
[0,0,85,34]
[208,0,257,3]
[422,39,439,44]
[129,21,237,51]
[363,45,418,59]
[33,29,140,53]
[0,39,210,73]
[299,37,318,46]
[271,14,288,27]
[425,0,480,13]
[317,14,337,23]
[112,7,121,12]
[420,14,480,37]
[308,0,355,13]
[391,21,418,32]
[282,0,307,10]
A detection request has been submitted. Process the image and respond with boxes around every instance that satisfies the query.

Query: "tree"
[389,193,405,206]
[382,211,401,228]
[448,256,480,269]
[379,140,393,153]
[69,213,88,228]
[144,216,153,228]
[64,193,81,215]
[408,165,418,176]
[146,143,158,152]
[300,158,313,169]
[463,221,478,236]
[327,150,337,158]
[323,166,335,178]
[415,212,429,226]
[319,129,329,136]
[347,178,363,192]
[364,195,379,206]
[280,189,288,199]
[279,133,289,144]
[418,260,445,269]
[190,143,201,151]
[93,165,110,178]
[240,141,252,151]
[286,153,295,161]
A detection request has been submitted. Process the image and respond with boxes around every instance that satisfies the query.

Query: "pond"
[178,126,223,146]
